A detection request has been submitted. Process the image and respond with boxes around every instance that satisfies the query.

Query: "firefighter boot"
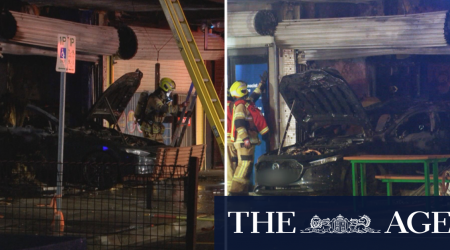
[230,142,255,194]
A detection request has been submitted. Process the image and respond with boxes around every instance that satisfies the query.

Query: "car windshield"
[312,124,364,138]
[23,105,57,130]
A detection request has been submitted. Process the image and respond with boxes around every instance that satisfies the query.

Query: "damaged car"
[0,69,165,189]
[254,68,450,195]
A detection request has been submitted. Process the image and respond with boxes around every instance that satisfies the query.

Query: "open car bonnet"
[85,69,143,124]
[279,68,372,134]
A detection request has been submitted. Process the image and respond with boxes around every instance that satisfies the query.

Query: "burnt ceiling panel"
[22,0,224,12]
[18,0,224,28]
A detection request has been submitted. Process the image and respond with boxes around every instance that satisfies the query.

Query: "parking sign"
[56,34,76,73]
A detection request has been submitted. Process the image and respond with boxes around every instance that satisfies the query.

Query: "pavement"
[0,169,224,249]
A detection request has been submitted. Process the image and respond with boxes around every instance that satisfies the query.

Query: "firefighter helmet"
[230,81,248,98]
[159,78,176,92]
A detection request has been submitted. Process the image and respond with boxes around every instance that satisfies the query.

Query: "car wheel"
[83,152,119,189]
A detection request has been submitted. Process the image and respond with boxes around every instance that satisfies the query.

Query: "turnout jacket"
[227,82,264,143]
[230,99,269,144]
[136,89,179,135]
[144,89,179,121]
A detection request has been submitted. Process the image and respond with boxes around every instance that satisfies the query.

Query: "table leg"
[387,182,392,197]
[424,161,430,196]
[387,182,392,207]
[433,161,439,196]
[360,163,366,196]
[352,162,357,196]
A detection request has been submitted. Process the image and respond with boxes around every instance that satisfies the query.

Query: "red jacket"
[230,99,269,143]
[246,102,269,135]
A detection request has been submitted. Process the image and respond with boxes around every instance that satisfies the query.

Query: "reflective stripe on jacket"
[227,100,234,143]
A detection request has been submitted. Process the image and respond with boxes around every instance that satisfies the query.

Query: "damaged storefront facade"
[227,0,450,195]
[0,2,223,248]
[0,1,225,170]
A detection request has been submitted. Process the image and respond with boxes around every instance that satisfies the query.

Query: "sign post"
[55,34,76,234]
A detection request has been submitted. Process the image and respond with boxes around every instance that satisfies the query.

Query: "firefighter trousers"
[143,132,164,144]
[226,142,238,193]
[141,121,165,144]
[228,142,255,194]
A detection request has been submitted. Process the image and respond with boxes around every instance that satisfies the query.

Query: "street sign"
[56,34,76,73]
[55,34,76,231]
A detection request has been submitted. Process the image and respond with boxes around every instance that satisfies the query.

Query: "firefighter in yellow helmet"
[227,73,269,195]
[135,77,187,143]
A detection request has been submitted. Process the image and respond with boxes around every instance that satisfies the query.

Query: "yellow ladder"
[159,0,224,158]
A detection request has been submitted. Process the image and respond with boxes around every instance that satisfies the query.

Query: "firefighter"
[226,91,238,191]
[227,72,268,193]
[228,78,269,195]
[134,77,186,143]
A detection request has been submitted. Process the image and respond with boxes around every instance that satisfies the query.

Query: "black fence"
[0,158,203,250]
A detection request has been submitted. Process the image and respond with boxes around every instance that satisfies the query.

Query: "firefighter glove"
[259,71,268,84]
[243,138,251,149]
[180,101,189,108]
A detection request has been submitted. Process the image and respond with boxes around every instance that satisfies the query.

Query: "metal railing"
[0,157,201,250]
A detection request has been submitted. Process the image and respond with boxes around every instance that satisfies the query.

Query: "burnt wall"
[0,59,7,96]
[302,0,450,102]
[0,7,97,127]
[1,55,93,127]
[314,2,383,18]
[311,58,370,99]
[396,0,450,14]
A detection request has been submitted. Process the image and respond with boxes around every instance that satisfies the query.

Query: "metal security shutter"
[275,11,449,50]
[129,26,224,61]
[113,60,191,94]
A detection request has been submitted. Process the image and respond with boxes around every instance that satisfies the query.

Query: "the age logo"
[300,214,381,234]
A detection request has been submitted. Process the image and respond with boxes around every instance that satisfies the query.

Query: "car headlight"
[135,156,156,175]
[308,156,339,167]
[125,148,150,156]
[256,160,304,186]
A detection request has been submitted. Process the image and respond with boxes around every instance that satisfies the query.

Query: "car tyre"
[83,152,119,189]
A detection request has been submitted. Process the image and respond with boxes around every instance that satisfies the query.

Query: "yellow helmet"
[230,81,248,98]
[160,77,176,92]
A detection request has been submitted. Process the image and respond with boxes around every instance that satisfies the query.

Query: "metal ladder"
[171,83,197,147]
[159,0,224,158]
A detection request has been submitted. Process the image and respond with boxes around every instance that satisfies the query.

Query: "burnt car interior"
[23,105,57,132]
[313,124,364,138]
[395,112,432,139]
[255,58,450,196]
[0,71,166,190]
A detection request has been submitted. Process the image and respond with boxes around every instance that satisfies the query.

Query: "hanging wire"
[131,0,173,62]
[153,36,174,62]
[402,0,407,16]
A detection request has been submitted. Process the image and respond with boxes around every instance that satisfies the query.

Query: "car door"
[391,111,435,154]
[11,106,59,161]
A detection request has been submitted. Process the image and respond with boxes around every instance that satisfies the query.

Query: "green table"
[343,155,450,196]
